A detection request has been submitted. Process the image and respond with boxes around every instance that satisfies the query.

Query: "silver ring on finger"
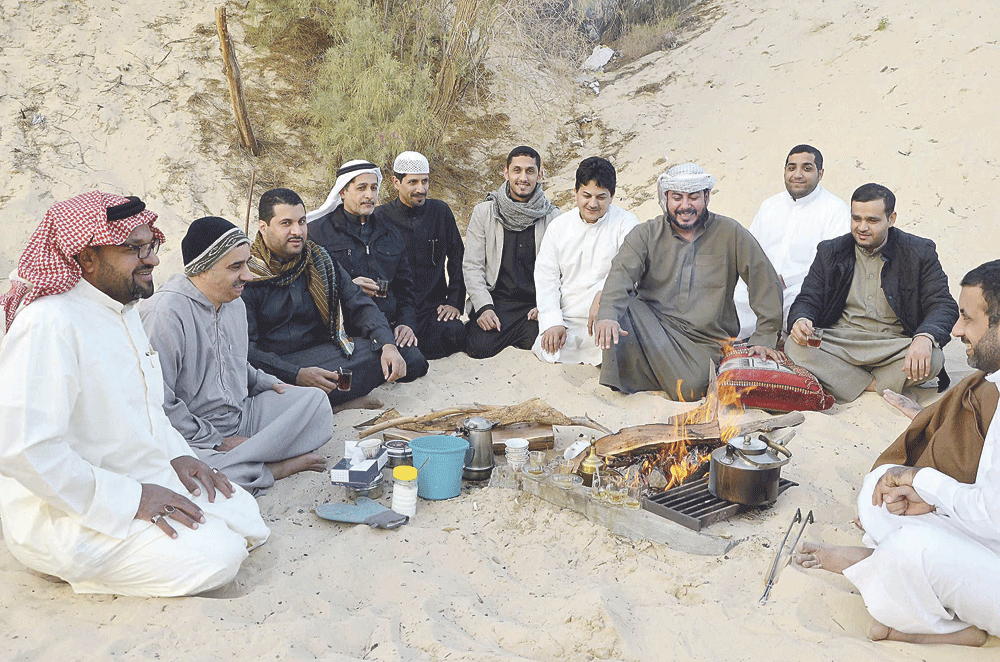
[162,505,176,516]
[212,468,220,474]
[151,515,161,525]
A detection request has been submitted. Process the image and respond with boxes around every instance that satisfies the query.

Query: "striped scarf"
[248,234,353,357]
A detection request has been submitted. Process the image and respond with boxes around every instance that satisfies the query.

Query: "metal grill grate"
[642,476,797,532]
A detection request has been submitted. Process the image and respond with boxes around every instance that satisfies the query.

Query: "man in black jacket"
[372,151,466,359]
[243,188,425,411]
[306,160,429,378]
[786,183,958,403]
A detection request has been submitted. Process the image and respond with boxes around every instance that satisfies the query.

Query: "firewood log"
[596,421,722,457]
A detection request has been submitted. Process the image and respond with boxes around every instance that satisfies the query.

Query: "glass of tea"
[376,279,389,298]
[625,483,642,510]
[337,368,353,391]
[807,328,824,348]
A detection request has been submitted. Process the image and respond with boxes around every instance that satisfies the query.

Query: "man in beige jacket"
[462,145,560,359]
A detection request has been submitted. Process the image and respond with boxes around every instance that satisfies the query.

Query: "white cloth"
[656,163,716,209]
[734,185,849,338]
[0,280,269,596]
[845,370,1000,635]
[532,205,639,365]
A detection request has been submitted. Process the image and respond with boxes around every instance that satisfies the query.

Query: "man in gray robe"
[593,163,784,401]
[141,217,333,495]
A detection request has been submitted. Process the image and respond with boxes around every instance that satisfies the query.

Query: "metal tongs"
[759,507,814,605]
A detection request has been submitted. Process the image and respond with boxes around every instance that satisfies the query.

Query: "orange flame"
[660,343,749,487]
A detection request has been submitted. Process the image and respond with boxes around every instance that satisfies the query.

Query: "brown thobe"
[786,246,943,402]
[597,213,782,400]
[873,371,998,484]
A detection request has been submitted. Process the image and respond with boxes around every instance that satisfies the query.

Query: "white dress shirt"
[734,184,849,337]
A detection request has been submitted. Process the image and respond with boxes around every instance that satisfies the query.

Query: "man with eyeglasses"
[141,216,333,495]
[0,192,269,596]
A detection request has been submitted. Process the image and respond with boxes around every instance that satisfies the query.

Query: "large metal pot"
[708,434,792,506]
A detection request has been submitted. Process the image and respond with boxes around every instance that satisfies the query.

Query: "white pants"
[12,486,269,597]
[734,280,796,340]
[844,465,1000,635]
[532,317,602,366]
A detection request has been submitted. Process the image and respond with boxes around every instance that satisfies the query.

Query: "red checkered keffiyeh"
[1,191,164,330]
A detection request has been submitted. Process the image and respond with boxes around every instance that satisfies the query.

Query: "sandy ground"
[1,0,998,659]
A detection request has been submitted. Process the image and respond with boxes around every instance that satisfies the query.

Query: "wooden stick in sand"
[215,6,260,156]
[244,169,256,234]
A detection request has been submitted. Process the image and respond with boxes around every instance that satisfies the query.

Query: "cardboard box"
[330,448,387,485]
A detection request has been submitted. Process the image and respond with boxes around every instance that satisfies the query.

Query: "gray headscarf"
[486,182,556,232]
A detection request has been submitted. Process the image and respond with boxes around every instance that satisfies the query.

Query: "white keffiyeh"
[307,160,383,222]
[656,163,716,212]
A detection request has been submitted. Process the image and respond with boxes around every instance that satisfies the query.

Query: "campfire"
[601,369,746,496]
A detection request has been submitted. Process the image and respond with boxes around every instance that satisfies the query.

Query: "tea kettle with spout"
[457,416,495,481]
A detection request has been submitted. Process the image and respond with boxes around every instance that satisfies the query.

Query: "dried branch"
[358,405,492,439]
[216,6,260,156]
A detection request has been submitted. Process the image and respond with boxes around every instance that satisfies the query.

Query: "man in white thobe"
[0,192,269,597]
[795,260,1000,647]
[533,157,639,365]
[734,144,849,338]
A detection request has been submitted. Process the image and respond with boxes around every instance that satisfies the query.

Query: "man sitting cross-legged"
[532,156,638,365]
[141,216,333,495]
[463,145,560,359]
[0,192,268,597]
[593,162,784,401]
[786,183,959,403]
[373,151,467,359]
[795,260,1000,647]
[242,188,410,411]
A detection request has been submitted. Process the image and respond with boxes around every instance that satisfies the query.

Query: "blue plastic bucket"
[410,435,471,500]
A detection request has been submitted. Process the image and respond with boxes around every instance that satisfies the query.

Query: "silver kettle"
[458,416,494,481]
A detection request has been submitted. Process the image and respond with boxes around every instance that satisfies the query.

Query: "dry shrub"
[611,0,699,64]
[249,0,499,176]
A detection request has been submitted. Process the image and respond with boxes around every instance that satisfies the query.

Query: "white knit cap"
[393,151,430,175]
[656,162,716,212]
[307,160,383,222]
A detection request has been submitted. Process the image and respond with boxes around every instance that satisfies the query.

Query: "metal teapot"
[457,416,495,481]
[708,433,792,506]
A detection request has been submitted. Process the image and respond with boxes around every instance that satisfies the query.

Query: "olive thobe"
[598,213,782,401]
[785,246,944,402]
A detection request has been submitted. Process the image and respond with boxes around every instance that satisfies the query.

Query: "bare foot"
[882,389,922,420]
[333,395,383,413]
[793,541,873,574]
[267,453,327,481]
[870,623,988,647]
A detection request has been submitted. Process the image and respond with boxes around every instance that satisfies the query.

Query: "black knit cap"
[181,216,240,265]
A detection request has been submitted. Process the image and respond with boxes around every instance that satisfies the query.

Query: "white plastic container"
[391,465,418,517]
